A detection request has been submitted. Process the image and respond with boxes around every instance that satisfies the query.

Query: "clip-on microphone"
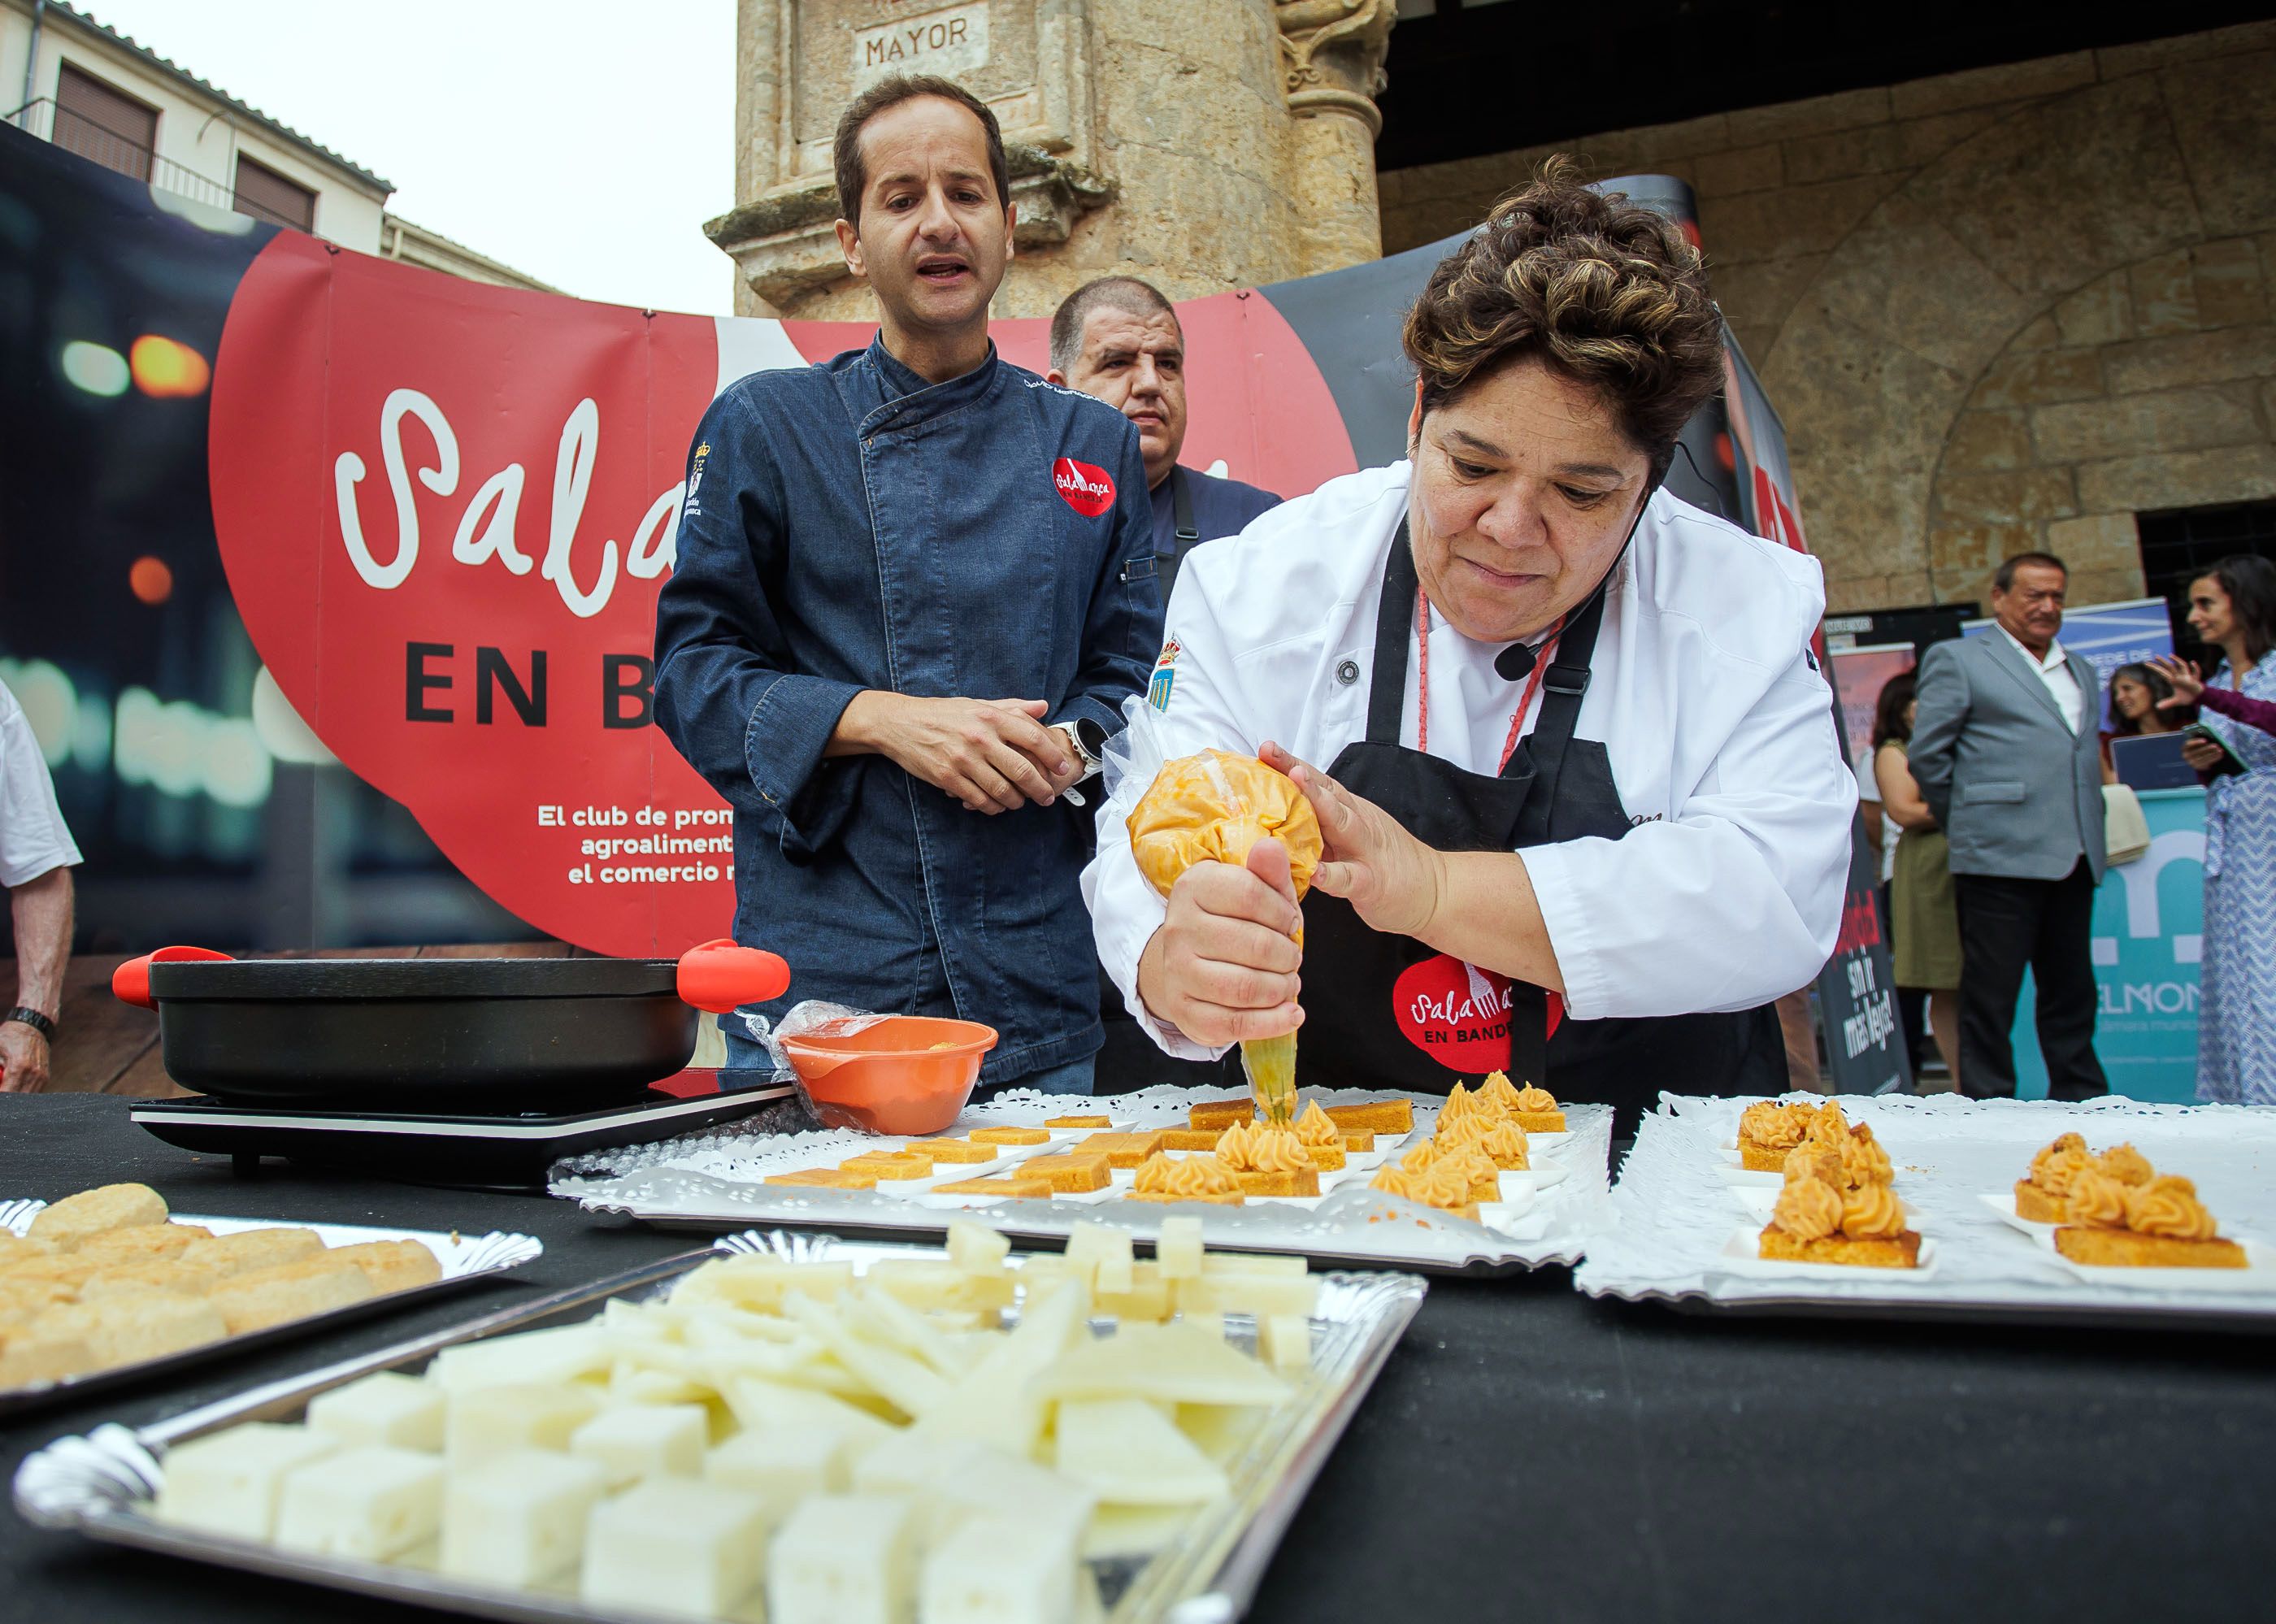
[1493,641,1538,682]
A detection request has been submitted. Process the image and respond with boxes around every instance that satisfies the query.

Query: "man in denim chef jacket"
[654,75,1158,1096]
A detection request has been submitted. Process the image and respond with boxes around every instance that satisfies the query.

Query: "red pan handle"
[112,945,235,1010]
[676,938,791,1014]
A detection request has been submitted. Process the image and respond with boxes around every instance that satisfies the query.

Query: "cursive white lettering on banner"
[337,388,458,591]
[451,463,532,575]
[626,483,684,581]
[334,390,675,616]
[541,398,619,620]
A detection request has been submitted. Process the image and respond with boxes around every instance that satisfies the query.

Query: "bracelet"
[3,1007,55,1040]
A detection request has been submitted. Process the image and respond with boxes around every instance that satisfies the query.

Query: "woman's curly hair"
[1403,156,1724,477]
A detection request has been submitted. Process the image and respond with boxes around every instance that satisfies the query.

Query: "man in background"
[1909,553,2108,1101]
[1,678,78,1092]
[1047,277,1281,601]
[1048,276,1281,1092]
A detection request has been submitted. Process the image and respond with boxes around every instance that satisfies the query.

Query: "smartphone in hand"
[2185,721,2248,777]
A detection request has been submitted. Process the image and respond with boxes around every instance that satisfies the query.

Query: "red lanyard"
[1414,588,1561,773]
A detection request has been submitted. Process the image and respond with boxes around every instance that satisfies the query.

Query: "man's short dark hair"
[833,75,1008,226]
[1992,552,2068,593]
[1049,276,1179,376]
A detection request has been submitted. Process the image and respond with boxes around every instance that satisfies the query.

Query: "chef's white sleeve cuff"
[1517,841,1614,1023]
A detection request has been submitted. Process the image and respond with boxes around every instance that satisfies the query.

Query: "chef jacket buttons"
[1336,660,1360,686]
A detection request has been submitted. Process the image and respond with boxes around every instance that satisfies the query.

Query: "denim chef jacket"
[654,338,1161,1083]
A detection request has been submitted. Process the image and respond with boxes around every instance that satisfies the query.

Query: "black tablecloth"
[1,1097,2265,1624]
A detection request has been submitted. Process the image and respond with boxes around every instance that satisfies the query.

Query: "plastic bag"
[742,1001,896,1131]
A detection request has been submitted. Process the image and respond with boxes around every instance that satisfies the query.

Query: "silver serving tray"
[0,1200,543,1414]
[14,1231,1428,1624]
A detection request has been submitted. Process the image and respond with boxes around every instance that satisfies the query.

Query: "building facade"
[1376,20,2276,618]
[0,0,550,291]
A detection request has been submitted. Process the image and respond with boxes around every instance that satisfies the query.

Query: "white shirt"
[1083,462,1858,1059]
[1996,626,2086,734]
[1853,747,1899,884]
[0,681,81,888]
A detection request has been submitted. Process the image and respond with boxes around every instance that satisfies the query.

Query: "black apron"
[1160,467,1201,603]
[1297,524,1785,1127]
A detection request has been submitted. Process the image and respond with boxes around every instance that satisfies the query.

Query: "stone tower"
[709,0,1396,319]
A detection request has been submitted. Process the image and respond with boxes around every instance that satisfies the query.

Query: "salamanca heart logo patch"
[1053,457,1115,517]
[1391,953,1514,1075]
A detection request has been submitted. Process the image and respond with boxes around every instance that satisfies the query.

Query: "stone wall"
[1375,23,2276,614]
[719,0,1396,321]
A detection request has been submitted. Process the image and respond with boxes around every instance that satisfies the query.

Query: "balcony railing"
[3,97,290,224]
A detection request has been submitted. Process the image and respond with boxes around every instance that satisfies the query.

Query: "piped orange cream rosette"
[1127,749,1324,1125]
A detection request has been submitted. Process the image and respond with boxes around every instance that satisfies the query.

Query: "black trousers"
[1952,859,2109,1101]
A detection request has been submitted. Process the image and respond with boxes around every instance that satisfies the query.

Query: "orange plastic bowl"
[777,1015,997,1135]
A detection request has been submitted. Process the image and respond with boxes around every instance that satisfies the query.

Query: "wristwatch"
[1063,717,1107,783]
[3,1007,56,1040]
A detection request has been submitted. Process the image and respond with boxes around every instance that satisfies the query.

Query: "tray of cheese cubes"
[13,1217,1423,1624]
[0,1184,542,1414]
[553,1080,1613,1276]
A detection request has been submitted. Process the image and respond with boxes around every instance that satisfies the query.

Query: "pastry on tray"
[1210,1121,1322,1196]
[1736,1099,1848,1171]
[1016,1153,1114,1194]
[2053,1166,2245,1269]
[838,1152,931,1180]
[1071,1131,1169,1170]
[1188,1096,1255,1133]
[1757,1144,1921,1268]
[932,1173,1053,1199]
[2013,1135,2152,1223]
[1157,1128,1225,1153]
[764,1168,880,1191]
[967,1126,1052,1146]
[1127,1153,1245,1205]
[1323,1098,1413,1135]
[1497,1075,1566,1133]
[1367,1161,1481,1221]
[1043,1114,1113,1129]
[917,1139,999,1165]
[1288,1102,1348,1170]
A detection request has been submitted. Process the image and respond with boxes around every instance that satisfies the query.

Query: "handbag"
[2104,783,2152,865]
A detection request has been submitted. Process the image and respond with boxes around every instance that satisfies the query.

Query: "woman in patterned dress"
[2174,555,2276,1105]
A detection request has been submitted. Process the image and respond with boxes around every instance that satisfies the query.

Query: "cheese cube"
[582,1478,771,1619]
[767,1493,918,1624]
[440,1448,607,1585]
[1066,1223,1134,1296]
[306,1371,445,1452]
[945,1219,1010,1276]
[154,1423,338,1540]
[921,1446,1094,1545]
[567,1403,707,1488]
[428,1326,611,1393]
[921,1509,1081,1624]
[704,1424,849,1521]
[274,1445,445,1560]
[1095,1261,1171,1323]
[1259,1314,1312,1373]
[1155,1217,1204,1280]
[445,1382,598,1465]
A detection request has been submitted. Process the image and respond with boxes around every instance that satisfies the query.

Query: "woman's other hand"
[1262,741,1447,939]
[2148,655,2205,708]
[2181,732,2228,772]
[1134,839,1305,1047]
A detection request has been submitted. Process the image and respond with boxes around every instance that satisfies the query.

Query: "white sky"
[77,0,740,315]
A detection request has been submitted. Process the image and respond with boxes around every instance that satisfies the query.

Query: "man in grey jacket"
[1909,553,2109,1100]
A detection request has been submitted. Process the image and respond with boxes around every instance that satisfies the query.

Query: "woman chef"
[1082,160,1857,1124]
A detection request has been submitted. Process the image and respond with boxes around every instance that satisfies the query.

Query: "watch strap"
[4,1007,55,1040]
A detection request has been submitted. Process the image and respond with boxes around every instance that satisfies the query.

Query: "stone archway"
[1756,44,2276,611]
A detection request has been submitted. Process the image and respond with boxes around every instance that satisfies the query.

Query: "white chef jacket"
[1082,461,1857,1060]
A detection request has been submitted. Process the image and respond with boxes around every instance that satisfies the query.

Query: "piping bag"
[1127,749,1323,1124]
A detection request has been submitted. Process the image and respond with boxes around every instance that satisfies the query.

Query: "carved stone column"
[1275,0,1395,274]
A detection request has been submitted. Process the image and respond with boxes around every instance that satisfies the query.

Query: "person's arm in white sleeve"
[0,689,83,1092]
[1518,646,1857,1018]
[1080,570,1275,1061]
